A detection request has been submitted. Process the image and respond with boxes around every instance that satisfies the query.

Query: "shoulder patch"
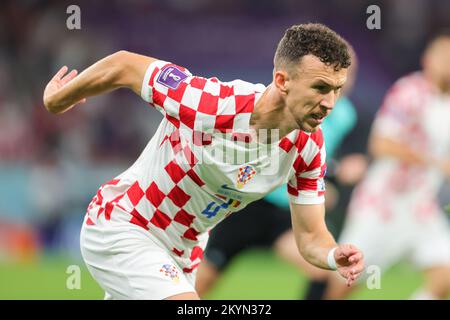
[157,65,189,90]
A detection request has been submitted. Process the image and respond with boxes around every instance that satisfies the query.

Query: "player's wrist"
[327,247,338,270]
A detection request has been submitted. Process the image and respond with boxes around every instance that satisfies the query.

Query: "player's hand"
[43,66,86,112]
[335,244,364,287]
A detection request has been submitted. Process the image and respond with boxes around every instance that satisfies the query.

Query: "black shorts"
[204,199,291,271]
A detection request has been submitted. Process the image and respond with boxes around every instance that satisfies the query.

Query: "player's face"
[424,37,450,93]
[285,55,347,132]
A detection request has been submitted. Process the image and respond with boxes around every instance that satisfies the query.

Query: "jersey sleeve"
[140,60,260,133]
[287,130,327,205]
[371,76,422,140]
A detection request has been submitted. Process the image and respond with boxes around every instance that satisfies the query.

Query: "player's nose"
[320,91,337,112]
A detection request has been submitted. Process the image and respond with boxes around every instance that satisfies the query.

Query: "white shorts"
[80,220,196,300]
[340,196,450,275]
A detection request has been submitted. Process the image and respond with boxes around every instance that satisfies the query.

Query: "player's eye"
[313,85,330,93]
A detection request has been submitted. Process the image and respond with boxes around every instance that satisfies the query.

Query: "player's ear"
[274,70,288,94]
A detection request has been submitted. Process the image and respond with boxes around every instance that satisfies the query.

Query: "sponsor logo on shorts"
[159,264,180,283]
[157,66,188,90]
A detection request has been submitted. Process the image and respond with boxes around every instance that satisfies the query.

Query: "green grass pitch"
[0,250,425,300]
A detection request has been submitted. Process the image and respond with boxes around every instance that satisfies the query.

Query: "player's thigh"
[195,259,222,297]
[81,224,196,300]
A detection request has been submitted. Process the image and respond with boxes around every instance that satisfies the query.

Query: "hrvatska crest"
[236,165,256,189]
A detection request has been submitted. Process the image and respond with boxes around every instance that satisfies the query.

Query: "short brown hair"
[274,23,351,72]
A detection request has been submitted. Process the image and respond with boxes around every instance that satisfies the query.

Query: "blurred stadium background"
[0,0,449,299]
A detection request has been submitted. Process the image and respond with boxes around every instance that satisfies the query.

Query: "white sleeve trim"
[140,60,169,103]
[288,194,325,205]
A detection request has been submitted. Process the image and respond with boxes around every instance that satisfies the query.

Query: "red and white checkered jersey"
[351,72,450,219]
[84,60,326,273]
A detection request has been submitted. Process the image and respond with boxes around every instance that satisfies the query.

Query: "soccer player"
[195,47,361,298]
[325,33,450,300]
[43,23,364,300]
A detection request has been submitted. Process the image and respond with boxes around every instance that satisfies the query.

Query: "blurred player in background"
[43,24,364,300]
[326,32,450,300]
[195,45,368,298]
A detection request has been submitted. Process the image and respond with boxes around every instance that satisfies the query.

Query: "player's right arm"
[43,51,156,114]
[290,203,364,286]
[369,135,427,166]
[370,136,450,176]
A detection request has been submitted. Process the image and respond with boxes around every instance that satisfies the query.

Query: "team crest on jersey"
[159,264,180,283]
[157,65,188,90]
[236,165,256,189]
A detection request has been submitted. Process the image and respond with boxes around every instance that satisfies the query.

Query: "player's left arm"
[290,202,364,286]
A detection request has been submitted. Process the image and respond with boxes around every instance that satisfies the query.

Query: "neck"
[250,84,298,141]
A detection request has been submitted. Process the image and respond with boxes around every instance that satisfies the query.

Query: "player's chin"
[299,120,319,133]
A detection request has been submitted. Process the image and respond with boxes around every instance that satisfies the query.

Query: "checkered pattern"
[351,72,450,218]
[282,129,327,205]
[86,163,207,271]
[86,179,126,221]
[141,60,259,134]
[85,127,209,271]
[85,60,329,274]
[373,72,430,147]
